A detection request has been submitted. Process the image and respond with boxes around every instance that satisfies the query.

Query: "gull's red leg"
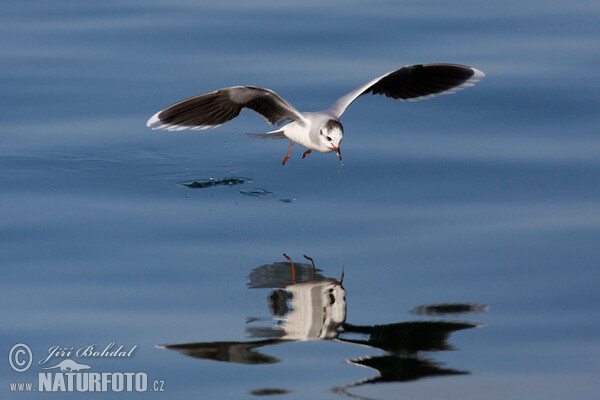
[302,149,312,159]
[283,253,296,284]
[303,255,315,270]
[282,142,294,165]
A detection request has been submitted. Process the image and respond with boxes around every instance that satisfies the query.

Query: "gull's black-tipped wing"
[328,64,484,118]
[147,86,307,131]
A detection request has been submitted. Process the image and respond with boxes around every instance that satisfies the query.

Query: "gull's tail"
[247,130,287,140]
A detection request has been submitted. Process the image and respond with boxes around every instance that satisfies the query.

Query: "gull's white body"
[269,112,338,153]
[147,63,484,164]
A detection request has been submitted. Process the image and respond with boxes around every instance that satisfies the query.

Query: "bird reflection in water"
[158,255,487,397]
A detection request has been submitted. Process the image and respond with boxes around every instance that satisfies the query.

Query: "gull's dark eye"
[326,136,332,141]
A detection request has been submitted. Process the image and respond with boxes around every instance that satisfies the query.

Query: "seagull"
[147,63,484,165]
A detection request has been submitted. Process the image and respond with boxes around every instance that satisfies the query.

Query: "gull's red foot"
[282,142,294,165]
[283,253,296,283]
[303,255,315,270]
[302,149,312,159]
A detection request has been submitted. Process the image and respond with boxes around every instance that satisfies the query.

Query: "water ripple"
[237,189,293,203]
[180,177,251,189]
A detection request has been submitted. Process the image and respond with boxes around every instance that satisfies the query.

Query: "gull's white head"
[320,119,343,160]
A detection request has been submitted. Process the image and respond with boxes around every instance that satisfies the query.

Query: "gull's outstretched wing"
[328,64,484,118]
[147,86,307,131]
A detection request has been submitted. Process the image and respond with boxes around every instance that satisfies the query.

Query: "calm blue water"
[2,1,599,399]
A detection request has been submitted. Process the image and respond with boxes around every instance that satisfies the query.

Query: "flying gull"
[147,63,484,165]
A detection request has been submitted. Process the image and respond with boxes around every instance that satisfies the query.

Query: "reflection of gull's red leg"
[282,142,294,165]
[334,270,344,287]
[283,253,296,284]
[303,255,315,270]
[302,149,312,159]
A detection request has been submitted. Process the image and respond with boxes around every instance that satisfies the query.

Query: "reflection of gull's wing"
[248,262,327,288]
[411,303,489,317]
[340,321,479,353]
[147,86,307,131]
[157,339,287,365]
[328,64,485,118]
[347,355,468,385]
[335,320,478,393]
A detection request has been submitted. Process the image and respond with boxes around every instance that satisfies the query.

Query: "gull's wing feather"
[328,64,484,118]
[147,86,307,131]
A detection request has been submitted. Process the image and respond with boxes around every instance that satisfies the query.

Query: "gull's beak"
[331,143,342,161]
